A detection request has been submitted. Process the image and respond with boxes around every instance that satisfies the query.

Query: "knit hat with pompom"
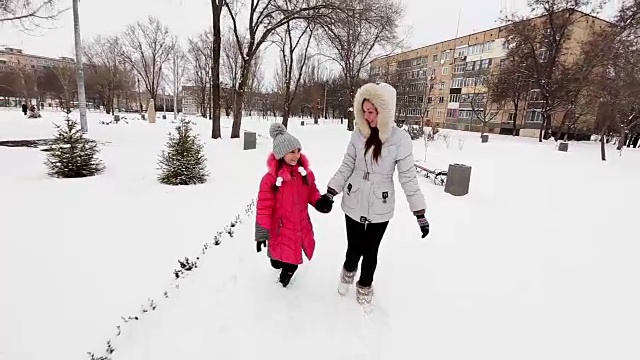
[269,122,302,160]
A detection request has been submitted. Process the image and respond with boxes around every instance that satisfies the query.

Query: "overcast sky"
[0,0,620,86]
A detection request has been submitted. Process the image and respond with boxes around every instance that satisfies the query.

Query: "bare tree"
[52,64,76,112]
[488,54,528,136]
[210,0,224,138]
[187,31,212,118]
[501,0,611,142]
[468,72,503,136]
[221,32,243,97]
[317,0,405,131]
[167,37,188,120]
[0,0,65,30]
[273,20,314,127]
[121,16,174,105]
[223,0,337,138]
[84,35,127,114]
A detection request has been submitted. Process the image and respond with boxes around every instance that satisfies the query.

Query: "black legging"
[270,259,298,274]
[343,214,389,287]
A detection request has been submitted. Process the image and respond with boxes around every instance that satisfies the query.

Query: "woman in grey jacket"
[321,82,430,306]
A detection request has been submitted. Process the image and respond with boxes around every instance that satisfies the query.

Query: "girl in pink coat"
[255,123,334,287]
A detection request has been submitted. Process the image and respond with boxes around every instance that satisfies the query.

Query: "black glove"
[314,193,334,213]
[416,214,430,238]
[256,240,267,253]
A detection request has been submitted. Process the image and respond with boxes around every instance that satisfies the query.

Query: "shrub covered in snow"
[157,117,208,185]
[44,115,105,178]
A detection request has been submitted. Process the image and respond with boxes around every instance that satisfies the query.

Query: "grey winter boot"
[337,267,356,296]
[355,283,374,305]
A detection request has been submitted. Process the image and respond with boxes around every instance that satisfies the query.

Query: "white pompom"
[276,177,283,186]
[298,166,307,176]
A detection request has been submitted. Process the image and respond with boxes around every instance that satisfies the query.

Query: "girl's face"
[283,148,301,166]
[362,100,378,128]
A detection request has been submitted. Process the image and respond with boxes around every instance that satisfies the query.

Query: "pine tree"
[44,115,105,178]
[157,117,209,185]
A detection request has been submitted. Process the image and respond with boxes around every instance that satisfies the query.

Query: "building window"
[447,109,459,118]
[442,66,449,75]
[529,90,543,101]
[417,95,424,103]
[438,96,444,103]
[483,41,494,52]
[455,47,467,58]
[481,59,491,69]
[441,51,450,61]
[451,77,464,88]
[465,61,474,71]
[432,54,438,62]
[525,110,544,122]
[469,43,483,55]
[437,110,443,118]
[453,63,465,73]
[464,77,475,87]
[459,110,474,118]
[449,94,460,102]
[439,82,446,89]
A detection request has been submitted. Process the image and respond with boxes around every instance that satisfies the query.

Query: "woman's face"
[362,100,378,128]
[283,148,301,166]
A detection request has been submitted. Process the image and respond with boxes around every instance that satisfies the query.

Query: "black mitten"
[314,193,334,213]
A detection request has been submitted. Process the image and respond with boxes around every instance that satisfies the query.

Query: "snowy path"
[113,215,396,360]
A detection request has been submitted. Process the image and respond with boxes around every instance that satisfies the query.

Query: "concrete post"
[444,163,472,196]
[243,131,257,150]
[558,142,569,152]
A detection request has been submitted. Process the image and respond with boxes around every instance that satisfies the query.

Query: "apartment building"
[0,47,74,70]
[369,10,610,137]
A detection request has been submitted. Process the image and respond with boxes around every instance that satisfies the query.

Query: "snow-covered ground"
[1,109,638,360]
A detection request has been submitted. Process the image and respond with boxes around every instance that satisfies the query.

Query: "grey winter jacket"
[327,125,426,223]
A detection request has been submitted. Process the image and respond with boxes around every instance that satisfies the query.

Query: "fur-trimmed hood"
[353,82,396,143]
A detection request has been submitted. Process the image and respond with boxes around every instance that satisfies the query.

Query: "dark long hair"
[362,99,382,162]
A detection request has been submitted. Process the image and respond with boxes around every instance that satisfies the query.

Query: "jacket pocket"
[342,180,361,210]
[371,184,395,215]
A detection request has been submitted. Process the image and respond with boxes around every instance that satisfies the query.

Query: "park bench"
[414,163,447,186]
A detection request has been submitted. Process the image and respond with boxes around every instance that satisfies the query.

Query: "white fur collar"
[353,82,396,143]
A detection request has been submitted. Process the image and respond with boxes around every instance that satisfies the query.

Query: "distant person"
[323,82,429,306]
[21,103,27,116]
[254,122,334,287]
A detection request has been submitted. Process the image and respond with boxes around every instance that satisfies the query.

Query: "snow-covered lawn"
[1,109,638,360]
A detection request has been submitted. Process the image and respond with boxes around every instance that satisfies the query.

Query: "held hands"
[314,193,334,214]
[416,214,430,238]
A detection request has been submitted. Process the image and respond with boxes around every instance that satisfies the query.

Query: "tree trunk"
[600,127,607,161]
[231,62,251,138]
[538,112,549,142]
[617,126,626,151]
[511,99,519,136]
[72,0,88,132]
[554,110,571,142]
